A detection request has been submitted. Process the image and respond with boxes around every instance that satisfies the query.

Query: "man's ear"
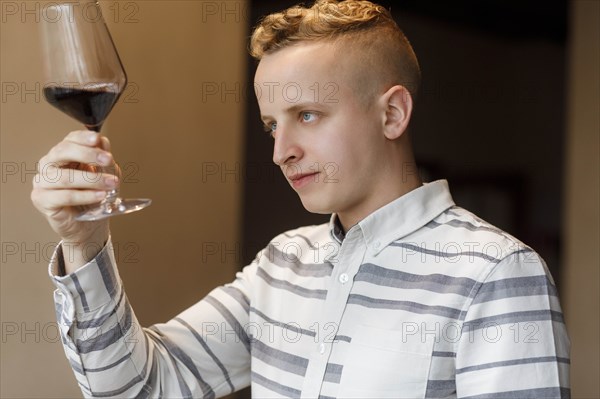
[381,85,413,140]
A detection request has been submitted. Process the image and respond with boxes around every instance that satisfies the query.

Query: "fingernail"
[88,133,98,144]
[104,176,118,188]
[95,191,106,199]
[97,152,111,165]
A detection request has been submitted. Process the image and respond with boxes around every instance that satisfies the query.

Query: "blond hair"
[250,0,421,100]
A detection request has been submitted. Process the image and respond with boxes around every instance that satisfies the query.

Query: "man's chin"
[298,196,333,215]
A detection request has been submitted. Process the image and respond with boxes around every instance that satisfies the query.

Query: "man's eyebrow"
[285,102,324,113]
[261,102,330,121]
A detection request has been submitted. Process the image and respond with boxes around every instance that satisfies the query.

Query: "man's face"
[254,42,391,223]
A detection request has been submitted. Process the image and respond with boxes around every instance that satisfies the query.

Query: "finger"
[33,168,119,191]
[65,130,102,147]
[45,140,113,169]
[99,136,111,152]
[97,137,117,171]
[31,187,106,210]
[37,154,80,175]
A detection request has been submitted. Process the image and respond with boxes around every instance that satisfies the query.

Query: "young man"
[31,0,570,397]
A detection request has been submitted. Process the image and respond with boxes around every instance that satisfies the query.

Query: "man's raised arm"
[32,131,253,397]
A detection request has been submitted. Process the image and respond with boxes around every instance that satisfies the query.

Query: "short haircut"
[250,0,421,102]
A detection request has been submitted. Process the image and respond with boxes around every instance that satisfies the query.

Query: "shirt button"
[338,273,349,284]
[318,343,326,354]
[373,241,381,249]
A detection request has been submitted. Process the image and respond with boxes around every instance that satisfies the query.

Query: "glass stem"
[90,126,124,214]
[101,189,123,214]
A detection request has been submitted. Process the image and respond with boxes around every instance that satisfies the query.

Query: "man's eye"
[263,122,277,136]
[301,112,316,122]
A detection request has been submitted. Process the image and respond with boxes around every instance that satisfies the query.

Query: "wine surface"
[43,86,119,131]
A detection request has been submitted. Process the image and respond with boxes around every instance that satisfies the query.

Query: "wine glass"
[39,0,151,221]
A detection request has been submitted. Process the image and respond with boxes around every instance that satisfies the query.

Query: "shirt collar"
[330,214,346,243]
[328,180,455,253]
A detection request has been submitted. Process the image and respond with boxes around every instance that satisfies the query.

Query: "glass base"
[75,198,152,221]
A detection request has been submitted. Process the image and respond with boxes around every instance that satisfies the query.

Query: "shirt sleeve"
[49,238,253,398]
[455,249,571,398]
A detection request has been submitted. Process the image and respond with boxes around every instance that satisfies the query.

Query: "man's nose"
[272,126,303,166]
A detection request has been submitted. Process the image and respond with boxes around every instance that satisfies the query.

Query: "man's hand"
[31,130,119,273]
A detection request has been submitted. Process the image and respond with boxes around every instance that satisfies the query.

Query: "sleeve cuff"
[48,237,122,315]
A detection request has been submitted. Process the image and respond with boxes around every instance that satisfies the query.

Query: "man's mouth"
[288,172,320,189]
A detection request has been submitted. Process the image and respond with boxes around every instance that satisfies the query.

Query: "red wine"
[43,86,119,131]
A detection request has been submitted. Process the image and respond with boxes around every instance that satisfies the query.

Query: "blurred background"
[1,0,598,397]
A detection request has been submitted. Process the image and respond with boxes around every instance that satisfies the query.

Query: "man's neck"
[337,171,422,233]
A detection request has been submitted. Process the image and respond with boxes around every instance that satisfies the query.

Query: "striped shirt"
[49,180,570,398]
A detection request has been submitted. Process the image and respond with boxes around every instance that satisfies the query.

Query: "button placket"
[318,342,326,354]
[300,229,366,398]
[338,273,349,284]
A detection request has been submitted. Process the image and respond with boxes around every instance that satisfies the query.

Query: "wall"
[0,1,247,397]
[563,0,600,397]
